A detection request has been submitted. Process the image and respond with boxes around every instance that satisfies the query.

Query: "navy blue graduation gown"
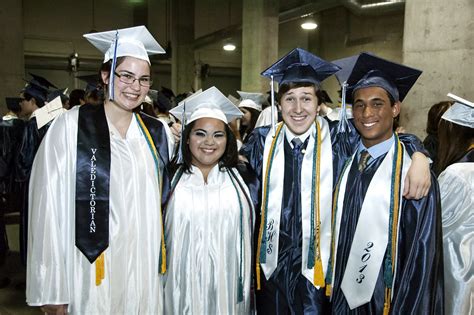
[240,120,430,314]
[330,151,444,314]
[16,116,51,265]
[0,117,25,264]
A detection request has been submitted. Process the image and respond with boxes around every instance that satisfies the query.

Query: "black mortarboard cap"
[332,55,360,86]
[5,97,22,112]
[346,52,422,103]
[261,48,341,86]
[319,90,333,104]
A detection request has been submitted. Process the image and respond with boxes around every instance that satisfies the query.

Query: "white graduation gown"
[26,106,165,314]
[438,162,474,315]
[164,165,254,314]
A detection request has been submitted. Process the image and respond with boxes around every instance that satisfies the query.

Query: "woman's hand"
[403,152,431,199]
[40,304,68,315]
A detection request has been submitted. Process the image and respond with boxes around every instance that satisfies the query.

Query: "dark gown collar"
[456,148,474,163]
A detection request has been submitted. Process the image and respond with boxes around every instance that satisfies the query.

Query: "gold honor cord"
[256,123,284,290]
[135,114,167,274]
[312,121,325,287]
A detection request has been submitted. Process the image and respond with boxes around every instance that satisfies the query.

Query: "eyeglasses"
[114,72,153,87]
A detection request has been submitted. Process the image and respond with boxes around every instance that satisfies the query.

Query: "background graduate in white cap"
[437,93,474,315]
[165,86,258,314]
[26,25,171,314]
[232,90,265,149]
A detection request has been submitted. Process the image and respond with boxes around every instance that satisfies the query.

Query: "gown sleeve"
[239,126,270,180]
[438,165,474,315]
[26,112,74,306]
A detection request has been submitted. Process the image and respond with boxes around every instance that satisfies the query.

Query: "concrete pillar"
[0,0,24,114]
[403,0,474,137]
[171,0,195,95]
[241,0,279,92]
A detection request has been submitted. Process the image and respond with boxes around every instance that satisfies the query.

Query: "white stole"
[260,117,333,286]
[332,141,411,309]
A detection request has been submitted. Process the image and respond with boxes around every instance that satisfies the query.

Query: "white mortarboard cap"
[83,25,165,64]
[228,94,240,106]
[442,93,474,128]
[170,86,243,125]
[237,91,265,112]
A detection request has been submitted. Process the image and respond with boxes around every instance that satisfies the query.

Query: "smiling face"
[102,56,151,111]
[188,118,227,173]
[280,85,319,135]
[352,86,401,148]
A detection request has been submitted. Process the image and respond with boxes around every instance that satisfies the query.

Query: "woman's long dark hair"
[239,107,260,139]
[426,101,453,135]
[171,119,239,175]
[436,119,474,175]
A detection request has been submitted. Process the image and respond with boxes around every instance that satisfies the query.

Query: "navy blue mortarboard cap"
[76,74,101,94]
[5,97,22,112]
[332,55,360,86]
[261,48,341,86]
[346,52,422,103]
[148,89,172,111]
[29,73,58,89]
[47,88,69,103]
[22,73,57,103]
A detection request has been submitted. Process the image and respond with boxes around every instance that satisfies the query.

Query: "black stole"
[75,105,170,263]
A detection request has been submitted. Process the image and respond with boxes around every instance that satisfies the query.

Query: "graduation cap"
[261,48,341,86]
[227,94,240,106]
[5,97,22,112]
[160,86,175,99]
[76,74,101,94]
[83,25,165,65]
[170,86,243,125]
[22,73,57,103]
[47,88,69,103]
[319,90,333,104]
[237,91,265,111]
[148,89,172,112]
[84,26,165,100]
[346,52,422,103]
[442,93,474,128]
[332,55,360,86]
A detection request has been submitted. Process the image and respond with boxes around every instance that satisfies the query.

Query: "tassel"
[383,288,391,315]
[237,277,244,302]
[95,252,105,286]
[313,258,325,287]
[256,264,261,290]
[325,284,332,297]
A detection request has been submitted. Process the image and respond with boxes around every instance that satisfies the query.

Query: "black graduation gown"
[330,151,444,314]
[0,117,25,264]
[240,121,430,314]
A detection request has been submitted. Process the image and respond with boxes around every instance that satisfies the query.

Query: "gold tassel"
[325,284,332,297]
[95,252,105,286]
[256,264,261,290]
[313,258,325,287]
[383,288,391,315]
